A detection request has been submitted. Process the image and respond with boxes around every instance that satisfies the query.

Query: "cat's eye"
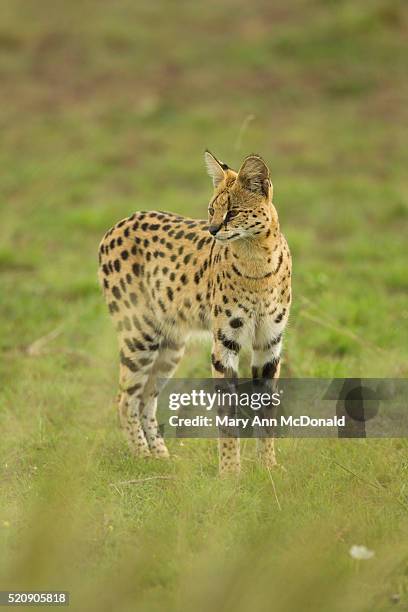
[208,206,214,216]
[225,209,239,221]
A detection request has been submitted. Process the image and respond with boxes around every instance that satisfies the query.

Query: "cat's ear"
[237,154,270,197]
[204,150,229,188]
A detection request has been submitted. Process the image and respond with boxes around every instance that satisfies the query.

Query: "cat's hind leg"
[140,337,186,457]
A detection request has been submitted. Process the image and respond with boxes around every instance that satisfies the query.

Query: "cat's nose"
[208,224,221,236]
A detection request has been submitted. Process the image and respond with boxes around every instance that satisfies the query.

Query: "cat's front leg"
[211,325,241,476]
[252,321,284,469]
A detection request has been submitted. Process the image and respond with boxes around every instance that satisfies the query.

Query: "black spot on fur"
[274,252,283,274]
[211,354,225,373]
[139,357,153,367]
[120,350,137,372]
[217,330,240,354]
[126,383,141,395]
[275,312,284,324]
[108,301,119,314]
[112,286,121,300]
[262,359,279,378]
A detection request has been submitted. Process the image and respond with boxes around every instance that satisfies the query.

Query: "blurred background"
[0,1,407,610]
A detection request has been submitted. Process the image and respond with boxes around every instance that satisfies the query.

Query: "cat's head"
[204,151,277,242]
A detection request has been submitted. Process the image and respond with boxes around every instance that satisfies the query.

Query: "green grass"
[0,0,407,610]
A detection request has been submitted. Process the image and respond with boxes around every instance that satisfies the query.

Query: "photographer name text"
[168,415,345,428]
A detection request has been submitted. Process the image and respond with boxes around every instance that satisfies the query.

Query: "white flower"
[349,545,375,560]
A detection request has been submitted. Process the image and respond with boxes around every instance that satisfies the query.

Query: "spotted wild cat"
[98,152,292,474]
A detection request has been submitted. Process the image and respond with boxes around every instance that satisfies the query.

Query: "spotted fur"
[98,152,292,474]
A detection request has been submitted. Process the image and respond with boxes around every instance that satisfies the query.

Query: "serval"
[98,152,291,474]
